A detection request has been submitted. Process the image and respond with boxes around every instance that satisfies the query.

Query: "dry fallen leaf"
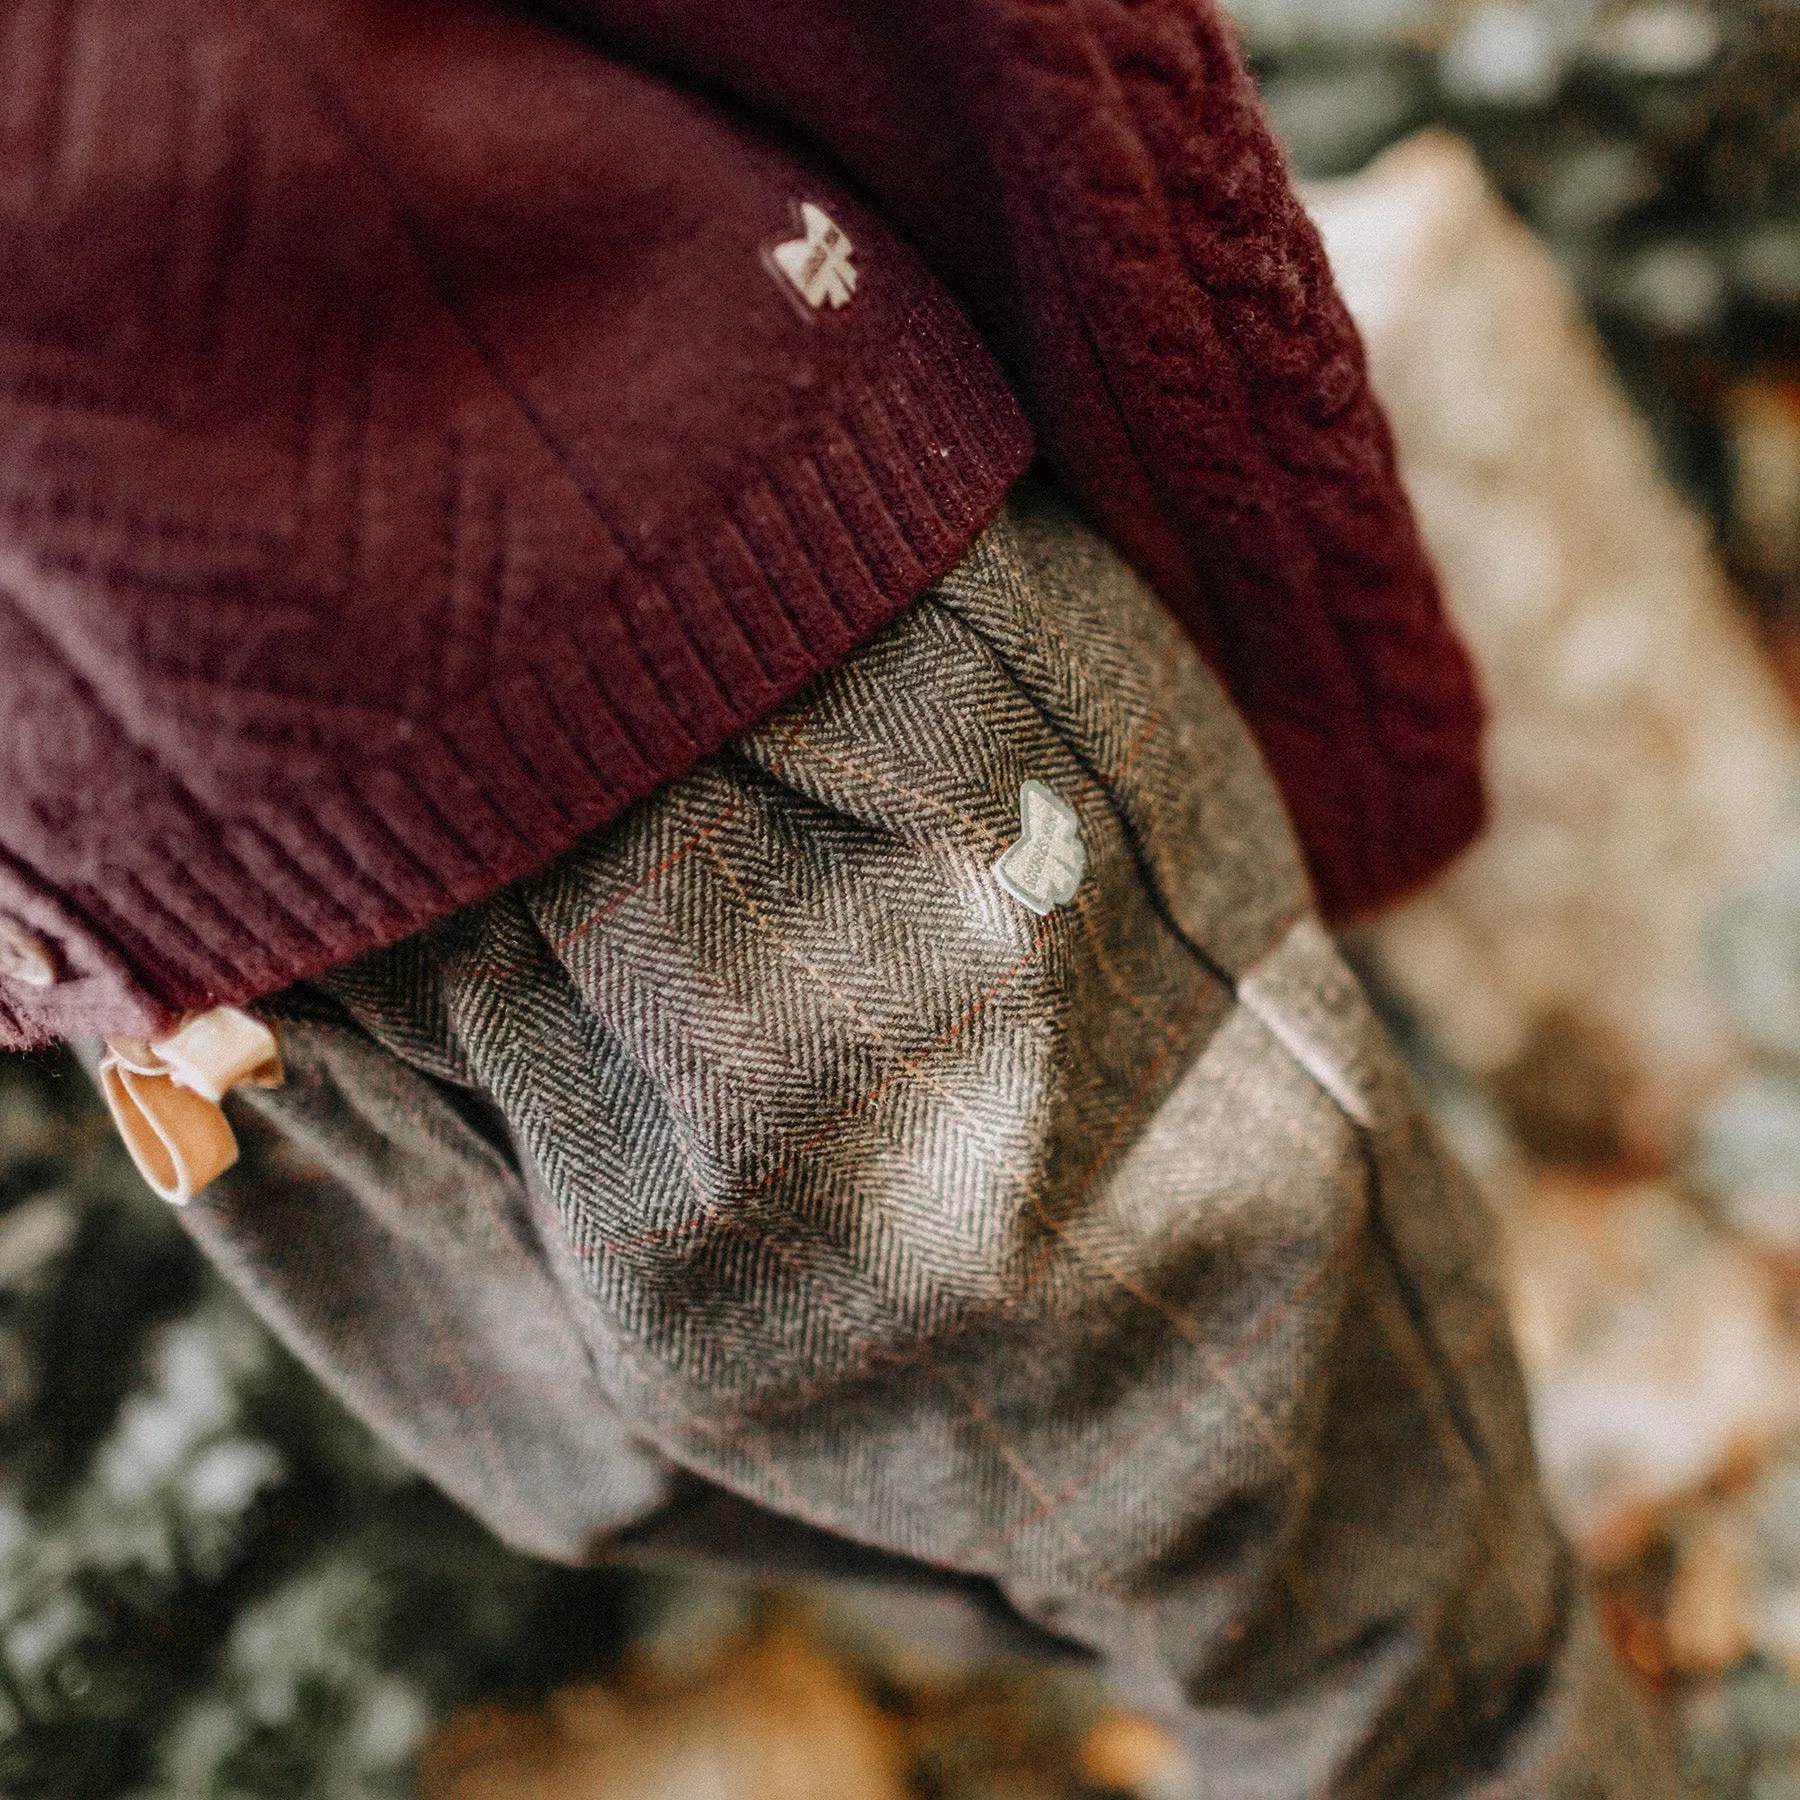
[418,1626,907,1800]
[1665,1507,1755,1676]
[1076,1708,1187,1795]
[1499,1175,1800,1555]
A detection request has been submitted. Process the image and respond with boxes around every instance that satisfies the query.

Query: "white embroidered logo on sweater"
[995,781,1087,915]
[768,203,858,311]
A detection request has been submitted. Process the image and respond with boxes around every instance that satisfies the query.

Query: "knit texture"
[0,0,1483,1049]
[555,0,1488,916]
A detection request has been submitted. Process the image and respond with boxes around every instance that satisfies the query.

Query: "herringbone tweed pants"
[189,478,1671,1797]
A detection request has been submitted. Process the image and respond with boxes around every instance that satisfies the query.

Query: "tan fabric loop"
[99,1058,242,1204]
[98,1007,283,1204]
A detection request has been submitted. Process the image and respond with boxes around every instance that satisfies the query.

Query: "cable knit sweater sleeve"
[544,0,1488,921]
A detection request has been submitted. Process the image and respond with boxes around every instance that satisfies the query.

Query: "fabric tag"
[994,780,1087,915]
[766,202,858,310]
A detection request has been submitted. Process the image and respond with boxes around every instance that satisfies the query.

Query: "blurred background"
[4,3,1799,1796]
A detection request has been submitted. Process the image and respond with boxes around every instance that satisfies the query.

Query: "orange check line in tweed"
[612,915,1059,1256]
[967,1211,1364,1561]
[656,938,1222,1424]
[442,711,820,984]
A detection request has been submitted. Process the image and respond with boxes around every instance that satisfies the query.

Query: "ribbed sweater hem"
[0,347,1032,1050]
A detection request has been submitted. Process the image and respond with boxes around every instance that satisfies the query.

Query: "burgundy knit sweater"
[0,0,1484,1051]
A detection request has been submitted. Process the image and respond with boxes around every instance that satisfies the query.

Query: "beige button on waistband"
[0,915,58,989]
[99,1007,284,1204]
